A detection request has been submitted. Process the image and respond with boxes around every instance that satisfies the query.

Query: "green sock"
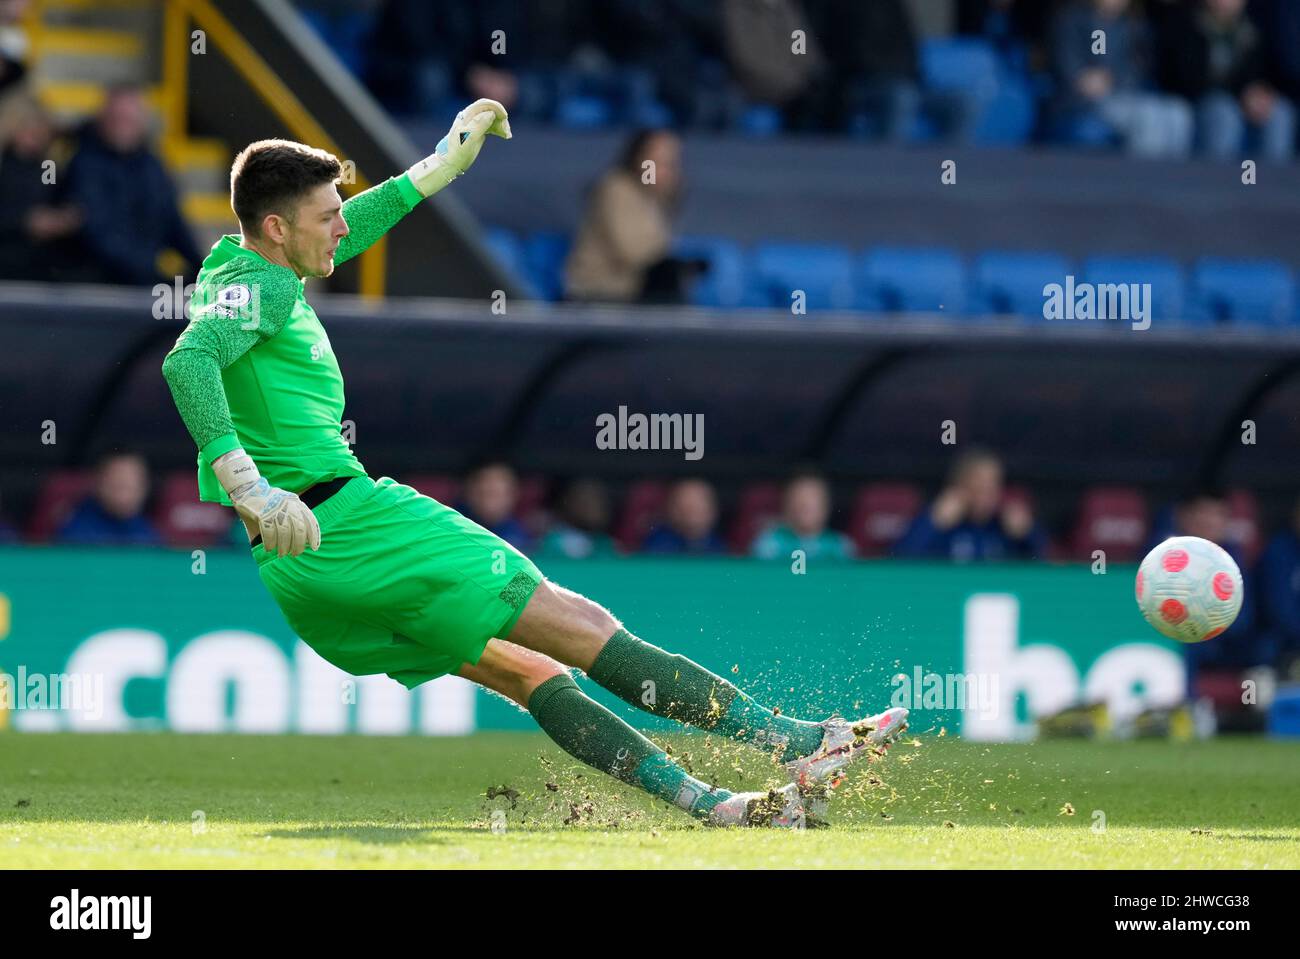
[527,673,729,821]
[587,629,825,760]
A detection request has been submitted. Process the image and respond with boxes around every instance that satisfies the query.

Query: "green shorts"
[254,475,542,689]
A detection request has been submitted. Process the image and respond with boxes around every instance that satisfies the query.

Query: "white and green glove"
[212,449,321,558]
[405,98,512,198]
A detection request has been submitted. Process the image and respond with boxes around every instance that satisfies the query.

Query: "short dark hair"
[230,139,341,236]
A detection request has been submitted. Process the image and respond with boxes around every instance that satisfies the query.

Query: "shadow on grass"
[264,824,467,845]
[1210,833,1300,844]
[265,821,693,845]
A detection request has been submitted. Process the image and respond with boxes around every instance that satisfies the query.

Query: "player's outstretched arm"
[333,98,511,266]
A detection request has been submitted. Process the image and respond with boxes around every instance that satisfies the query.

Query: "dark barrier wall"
[3,286,1299,516]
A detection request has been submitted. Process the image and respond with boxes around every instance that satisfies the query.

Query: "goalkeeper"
[162,99,906,828]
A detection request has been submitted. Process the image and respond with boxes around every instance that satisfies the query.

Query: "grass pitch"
[0,731,1296,869]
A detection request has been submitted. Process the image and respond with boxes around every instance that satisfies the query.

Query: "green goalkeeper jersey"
[162,172,423,504]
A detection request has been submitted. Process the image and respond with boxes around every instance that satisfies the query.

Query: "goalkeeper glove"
[405,98,512,198]
[212,449,321,558]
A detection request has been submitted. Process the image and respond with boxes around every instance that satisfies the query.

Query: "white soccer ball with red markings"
[1135,536,1243,643]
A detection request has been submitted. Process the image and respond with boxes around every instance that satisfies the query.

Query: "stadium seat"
[615,479,668,552]
[737,104,783,138]
[921,39,1001,100]
[849,482,923,557]
[510,69,559,122]
[972,251,1072,319]
[516,475,549,529]
[1051,110,1123,151]
[976,73,1036,146]
[1191,258,1297,326]
[555,93,614,130]
[1002,484,1035,512]
[155,471,232,548]
[1069,486,1148,562]
[920,37,1035,145]
[1081,255,1188,324]
[522,231,572,302]
[858,246,967,315]
[483,227,525,276]
[553,67,668,129]
[403,474,460,505]
[674,235,749,308]
[727,481,783,554]
[750,242,856,312]
[26,470,95,543]
[1225,488,1262,567]
[299,8,376,79]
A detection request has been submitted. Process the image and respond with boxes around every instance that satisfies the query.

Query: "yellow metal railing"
[171,0,387,297]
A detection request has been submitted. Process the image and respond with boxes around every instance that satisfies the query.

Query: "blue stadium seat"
[674,235,749,308]
[512,69,559,122]
[977,72,1036,145]
[920,38,1035,145]
[299,8,375,78]
[483,227,524,276]
[1081,256,1188,324]
[552,67,672,129]
[1191,258,1298,326]
[972,251,1072,319]
[751,242,856,312]
[737,105,783,138]
[921,39,1001,99]
[555,93,614,129]
[857,247,967,316]
[1052,110,1123,150]
[522,231,572,302]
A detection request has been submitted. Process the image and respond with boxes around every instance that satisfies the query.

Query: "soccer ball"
[1135,536,1243,643]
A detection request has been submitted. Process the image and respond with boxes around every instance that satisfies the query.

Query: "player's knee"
[561,587,621,639]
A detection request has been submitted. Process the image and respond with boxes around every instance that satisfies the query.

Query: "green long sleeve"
[333,172,424,266]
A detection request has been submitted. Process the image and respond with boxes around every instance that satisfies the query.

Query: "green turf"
[0,731,1296,868]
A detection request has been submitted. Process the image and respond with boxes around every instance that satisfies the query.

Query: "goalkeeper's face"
[285,181,349,278]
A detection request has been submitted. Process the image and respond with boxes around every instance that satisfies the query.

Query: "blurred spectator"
[0,96,86,281]
[457,461,532,551]
[806,0,979,141]
[536,477,619,559]
[751,473,854,561]
[1250,0,1300,106]
[65,84,202,286]
[56,453,161,546]
[642,478,726,555]
[1254,493,1300,680]
[0,0,29,102]
[1050,0,1192,159]
[1157,0,1296,162]
[721,0,827,123]
[894,449,1046,561]
[566,129,702,304]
